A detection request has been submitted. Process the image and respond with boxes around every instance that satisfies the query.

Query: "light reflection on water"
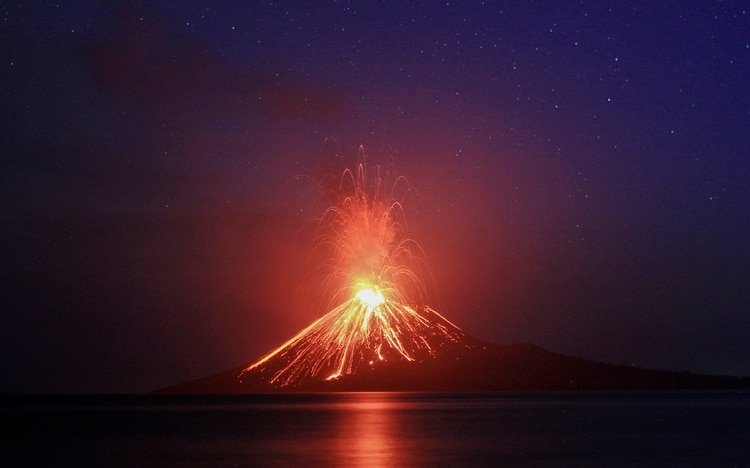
[333,393,411,467]
[3,391,749,466]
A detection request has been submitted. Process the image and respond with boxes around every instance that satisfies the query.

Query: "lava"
[240,146,470,387]
[355,284,385,309]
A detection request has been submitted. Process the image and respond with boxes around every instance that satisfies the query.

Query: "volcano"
[158,151,748,393]
[158,314,749,393]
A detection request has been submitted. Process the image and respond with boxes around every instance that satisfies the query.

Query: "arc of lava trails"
[240,147,467,387]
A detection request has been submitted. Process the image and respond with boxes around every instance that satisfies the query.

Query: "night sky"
[2,1,749,393]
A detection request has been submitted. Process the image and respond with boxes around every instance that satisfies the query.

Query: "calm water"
[3,392,749,466]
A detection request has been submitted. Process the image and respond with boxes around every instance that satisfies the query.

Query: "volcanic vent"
[238,147,474,389]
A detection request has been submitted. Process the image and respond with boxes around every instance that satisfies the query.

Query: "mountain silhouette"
[158,337,749,393]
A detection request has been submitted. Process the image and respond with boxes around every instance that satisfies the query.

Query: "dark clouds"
[86,11,349,124]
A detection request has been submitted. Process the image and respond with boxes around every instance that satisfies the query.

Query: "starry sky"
[2,1,749,393]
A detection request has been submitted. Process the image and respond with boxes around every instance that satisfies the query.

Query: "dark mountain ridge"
[157,340,749,394]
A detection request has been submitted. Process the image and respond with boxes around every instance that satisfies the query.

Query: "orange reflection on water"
[331,393,417,467]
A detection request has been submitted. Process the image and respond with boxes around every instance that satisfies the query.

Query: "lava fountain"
[239,146,469,388]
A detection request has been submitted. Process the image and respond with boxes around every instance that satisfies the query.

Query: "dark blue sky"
[2,1,749,392]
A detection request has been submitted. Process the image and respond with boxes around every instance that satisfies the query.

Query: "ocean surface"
[3,391,749,466]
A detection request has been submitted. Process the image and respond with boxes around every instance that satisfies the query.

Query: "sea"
[3,391,749,466]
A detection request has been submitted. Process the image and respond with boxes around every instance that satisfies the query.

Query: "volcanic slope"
[240,299,471,387]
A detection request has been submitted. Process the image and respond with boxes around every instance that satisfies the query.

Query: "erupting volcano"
[240,147,473,388]
[159,147,749,394]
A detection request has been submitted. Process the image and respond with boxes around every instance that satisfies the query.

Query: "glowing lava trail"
[240,147,470,387]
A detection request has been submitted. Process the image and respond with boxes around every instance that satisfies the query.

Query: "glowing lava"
[355,284,385,309]
[239,146,471,388]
